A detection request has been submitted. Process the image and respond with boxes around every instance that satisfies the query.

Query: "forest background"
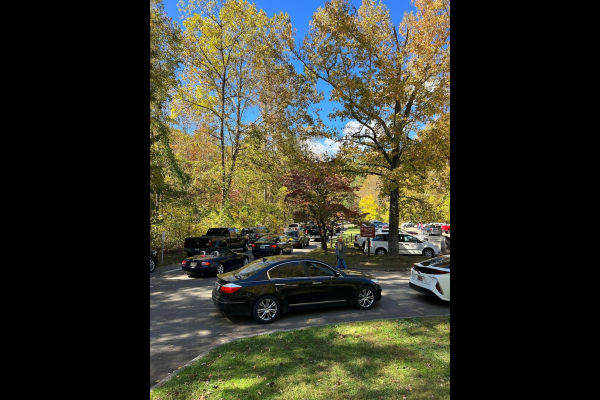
[150,0,450,253]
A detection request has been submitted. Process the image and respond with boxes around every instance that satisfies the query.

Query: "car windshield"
[256,236,278,244]
[231,259,273,279]
[207,228,229,235]
[285,232,299,238]
[421,256,450,269]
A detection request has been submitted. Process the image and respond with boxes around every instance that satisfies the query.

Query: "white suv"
[364,232,440,258]
[285,223,300,232]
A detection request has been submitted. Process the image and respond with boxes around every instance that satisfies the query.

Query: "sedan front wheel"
[423,248,434,258]
[217,264,224,274]
[355,287,376,310]
[252,295,280,324]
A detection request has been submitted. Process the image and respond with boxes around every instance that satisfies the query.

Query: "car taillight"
[182,260,187,265]
[436,282,444,295]
[200,262,211,266]
[271,245,277,248]
[219,283,242,294]
[251,244,255,247]
[208,240,212,246]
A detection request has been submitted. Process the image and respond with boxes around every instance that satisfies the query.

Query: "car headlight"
[371,279,379,283]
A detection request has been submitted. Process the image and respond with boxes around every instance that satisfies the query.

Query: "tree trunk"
[387,186,400,256]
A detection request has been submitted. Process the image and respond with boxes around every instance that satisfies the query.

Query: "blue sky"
[160,0,416,154]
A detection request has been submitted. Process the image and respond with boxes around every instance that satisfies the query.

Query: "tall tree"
[175,0,300,211]
[287,0,450,255]
[150,0,190,231]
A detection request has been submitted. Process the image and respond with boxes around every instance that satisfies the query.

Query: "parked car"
[284,223,301,232]
[364,233,440,258]
[150,250,158,273]
[409,255,450,301]
[181,247,250,277]
[212,256,383,323]
[244,226,271,244]
[184,228,249,256]
[251,235,294,258]
[284,230,311,248]
[306,225,322,241]
[401,222,415,228]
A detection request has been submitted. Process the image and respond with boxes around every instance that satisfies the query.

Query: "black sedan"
[251,235,294,258]
[212,256,382,323]
[181,248,249,277]
[150,250,158,273]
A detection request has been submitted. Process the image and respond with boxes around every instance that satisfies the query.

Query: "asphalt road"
[150,232,450,390]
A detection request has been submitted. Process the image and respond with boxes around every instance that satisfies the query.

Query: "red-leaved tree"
[282,162,364,252]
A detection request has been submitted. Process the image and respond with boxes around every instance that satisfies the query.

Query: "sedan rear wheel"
[375,248,387,255]
[423,248,434,258]
[355,287,376,310]
[252,295,281,323]
[150,257,157,273]
[217,264,224,274]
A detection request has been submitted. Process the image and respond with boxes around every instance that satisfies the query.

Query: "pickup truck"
[184,228,249,256]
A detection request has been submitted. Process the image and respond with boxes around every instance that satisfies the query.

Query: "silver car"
[422,224,442,236]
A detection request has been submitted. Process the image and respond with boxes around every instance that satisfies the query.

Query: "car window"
[269,262,306,279]
[405,235,418,243]
[306,262,336,277]
[219,248,234,256]
[285,232,299,238]
[256,236,277,244]
[374,234,387,241]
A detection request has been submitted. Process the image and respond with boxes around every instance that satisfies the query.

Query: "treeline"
[150,0,450,254]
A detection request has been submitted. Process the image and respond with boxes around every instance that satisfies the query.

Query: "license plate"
[261,245,267,249]
[190,262,197,267]
[417,275,423,282]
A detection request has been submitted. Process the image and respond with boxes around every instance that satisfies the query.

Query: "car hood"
[342,270,376,279]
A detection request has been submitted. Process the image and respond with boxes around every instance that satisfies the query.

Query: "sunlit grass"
[150,316,450,400]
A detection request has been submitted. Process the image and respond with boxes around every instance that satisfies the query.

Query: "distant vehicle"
[409,255,450,301]
[440,224,450,234]
[251,235,294,258]
[306,225,322,241]
[150,250,158,273]
[181,248,250,277]
[243,226,271,244]
[422,224,442,236]
[364,233,440,258]
[212,256,382,323]
[401,222,415,228]
[184,228,249,256]
[284,230,310,248]
[285,223,300,232]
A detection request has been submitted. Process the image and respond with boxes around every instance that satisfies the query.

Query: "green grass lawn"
[150,316,450,400]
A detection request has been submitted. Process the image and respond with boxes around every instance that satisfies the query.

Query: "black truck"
[184,228,249,256]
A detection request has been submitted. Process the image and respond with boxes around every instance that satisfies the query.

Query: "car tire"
[252,295,281,324]
[150,257,157,273]
[289,246,293,254]
[217,263,224,274]
[355,286,376,310]
[375,248,387,255]
[243,243,248,252]
[243,256,249,265]
[423,248,434,258]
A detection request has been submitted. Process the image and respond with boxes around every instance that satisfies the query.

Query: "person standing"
[335,237,348,270]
